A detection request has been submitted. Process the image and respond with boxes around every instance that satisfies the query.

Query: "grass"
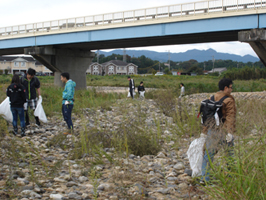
[0,75,266,199]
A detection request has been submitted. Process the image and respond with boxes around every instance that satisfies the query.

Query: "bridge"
[1,0,266,88]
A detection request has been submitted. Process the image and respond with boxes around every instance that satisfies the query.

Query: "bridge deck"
[0,0,266,39]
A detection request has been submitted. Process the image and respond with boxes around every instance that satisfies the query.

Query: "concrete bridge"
[1,0,266,88]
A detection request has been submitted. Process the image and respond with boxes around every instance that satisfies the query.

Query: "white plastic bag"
[34,96,47,123]
[187,133,207,177]
[0,97,13,122]
[127,89,136,97]
[139,91,145,98]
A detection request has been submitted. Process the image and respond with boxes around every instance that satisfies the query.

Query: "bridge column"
[238,29,266,67]
[24,47,95,89]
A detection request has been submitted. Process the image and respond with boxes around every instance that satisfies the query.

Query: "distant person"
[61,72,76,135]
[179,83,185,98]
[20,68,41,126]
[138,81,145,99]
[127,76,135,99]
[200,78,236,184]
[7,74,27,137]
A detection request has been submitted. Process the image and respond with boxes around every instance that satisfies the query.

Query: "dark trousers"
[11,107,25,128]
[25,110,40,125]
[62,104,74,130]
[129,88,134,99]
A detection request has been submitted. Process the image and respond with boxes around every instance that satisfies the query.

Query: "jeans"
[62,104,73,130]
[201,129,234,182]
[11,107,25,128]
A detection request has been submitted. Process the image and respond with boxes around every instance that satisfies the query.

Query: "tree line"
[92,53,264,75]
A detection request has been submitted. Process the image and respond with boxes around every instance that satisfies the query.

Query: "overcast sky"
[0,0,258,58]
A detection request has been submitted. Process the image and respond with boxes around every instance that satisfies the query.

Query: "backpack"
[198,95,228,127]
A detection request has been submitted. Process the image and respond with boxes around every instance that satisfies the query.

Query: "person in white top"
[179,83,185,98]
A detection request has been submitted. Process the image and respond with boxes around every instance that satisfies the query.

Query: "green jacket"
[62,79,76,105]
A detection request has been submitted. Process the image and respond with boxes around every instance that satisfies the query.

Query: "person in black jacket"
[7,74,27,136]
[127,76,135,99]
[20,68,41,126]
[138,81,145,99]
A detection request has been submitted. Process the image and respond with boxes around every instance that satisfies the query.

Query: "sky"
[0,0,258,58]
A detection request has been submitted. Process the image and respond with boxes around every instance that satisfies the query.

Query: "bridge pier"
[239,29,266,67]
[24,46,94,89]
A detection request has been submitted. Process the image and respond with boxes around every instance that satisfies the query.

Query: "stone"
[68,192,81,199]
[78,176,88,183]
[66,181,78,187]
[178,182,188,190]
[174,163,185,170]
[97,183,112,191]
[50,194,64,200]
[21,190,42,198]
[54,178,66,183]
[184,168,192,176]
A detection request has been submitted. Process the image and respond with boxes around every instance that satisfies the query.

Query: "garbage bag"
[34,96,47,123]
[0,97,13,122]
[187,133,207,177]
[139,91,145,98]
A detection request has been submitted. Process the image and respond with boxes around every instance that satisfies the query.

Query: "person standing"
[138,81,145,99]
[200,78,236,184]
[7,74,27,137]
[127,76,135,99]
[61,72,76,135]
[179,83,185,98]
[21,68,41,126]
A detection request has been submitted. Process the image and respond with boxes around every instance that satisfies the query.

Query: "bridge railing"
[0,0,265,38]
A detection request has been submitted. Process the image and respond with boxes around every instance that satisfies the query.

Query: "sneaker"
[13,127,18,136]
[21,128,26,137]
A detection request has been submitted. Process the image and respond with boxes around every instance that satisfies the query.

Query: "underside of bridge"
[239,29,266,67]
[0,29,264,89]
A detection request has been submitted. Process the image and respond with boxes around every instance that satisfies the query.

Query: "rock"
[178,182,188,190]
[78,176,88,183]
[21,190,42,198]
[174,163,185,170]
[97,183,112,191]
[184,168,192,176]
[157,152,166,158]
[66,181,78,187]
[68,192,81,199]
[54,177,67,183]
[50,194,64,200]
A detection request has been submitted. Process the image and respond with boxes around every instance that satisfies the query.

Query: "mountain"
[98,48,259,63]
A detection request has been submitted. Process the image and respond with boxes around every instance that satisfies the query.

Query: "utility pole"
[123,48,126,62]
[159,61,160,72]
[237,63,239,68]
[204,62,206,71]
[97,50,99,63]
[168,50,171,71]
[212,55,215,72]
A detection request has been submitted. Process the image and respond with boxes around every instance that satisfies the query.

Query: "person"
[61,72,76,135]
[200,78,236,184]
[138,81,145,99]
[20,68,41,126]
[7,74,27,137]
[128,76,135,99]
[179,83,185,98]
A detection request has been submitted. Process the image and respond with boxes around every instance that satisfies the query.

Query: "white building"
[87,60,138,75]
[208,67,227,75]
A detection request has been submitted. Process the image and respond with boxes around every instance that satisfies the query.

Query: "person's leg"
[130,88,134,99]
[35,116,40,126]
[18,107,26,136]
[62,104,74,132]
[201,129,217,182]
[11,107,18,135]
[25,110,30,126]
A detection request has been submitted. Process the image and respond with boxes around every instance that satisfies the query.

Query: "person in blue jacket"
[60,72,76,135]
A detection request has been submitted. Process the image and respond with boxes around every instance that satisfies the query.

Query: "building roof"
[0,56,35,62]
[208,67,227,73]
[101,60,128,67]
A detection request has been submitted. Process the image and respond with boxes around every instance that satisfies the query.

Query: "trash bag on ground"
[187,133,207,177]
[34,96,47,123]
[139,91,145,98]
[0,97,13,122]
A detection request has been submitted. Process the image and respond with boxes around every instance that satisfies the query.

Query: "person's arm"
[224,99,236,133]
[21,86,27,103]
[6,86,10,97]
[37,88,41,96]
